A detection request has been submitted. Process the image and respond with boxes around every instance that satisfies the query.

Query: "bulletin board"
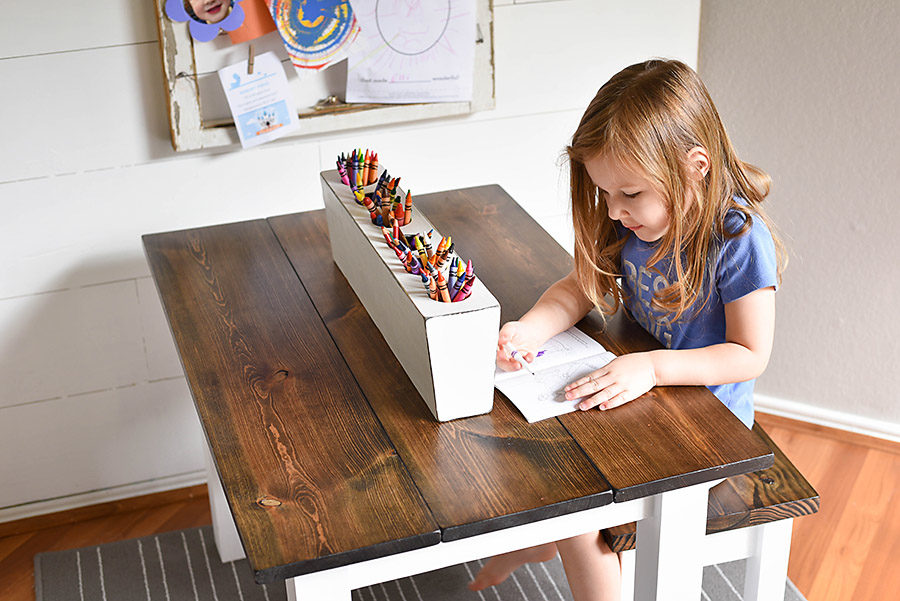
[153,0,495,152]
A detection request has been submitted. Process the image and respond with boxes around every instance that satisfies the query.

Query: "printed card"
[218,52,299,148]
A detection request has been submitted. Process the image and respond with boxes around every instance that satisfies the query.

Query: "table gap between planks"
[143,183,772,584]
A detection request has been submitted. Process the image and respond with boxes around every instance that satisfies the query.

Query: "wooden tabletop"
[143,184,772,584]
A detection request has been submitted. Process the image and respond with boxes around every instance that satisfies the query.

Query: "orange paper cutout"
[228,0,277,44]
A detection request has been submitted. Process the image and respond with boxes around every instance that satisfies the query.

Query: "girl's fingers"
[566,372,612,400]
[578,386,627,411]
[596,391,631,411]
[576,383,623,410]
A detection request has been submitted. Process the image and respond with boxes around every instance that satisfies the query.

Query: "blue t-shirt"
[619,207,778,428]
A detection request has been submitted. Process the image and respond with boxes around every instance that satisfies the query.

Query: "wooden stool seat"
[603,422,819,553]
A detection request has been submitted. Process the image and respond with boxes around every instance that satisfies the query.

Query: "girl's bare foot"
[468,543,558,591]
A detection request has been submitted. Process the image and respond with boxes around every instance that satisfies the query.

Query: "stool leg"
[633,482,711,601]
[619,549,636,601]
[286,571,351,601]
[743,519,793,601]
[204,442,246,563]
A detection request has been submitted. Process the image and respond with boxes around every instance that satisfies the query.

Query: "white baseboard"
[0,470,207,525]
[755,393,900,444]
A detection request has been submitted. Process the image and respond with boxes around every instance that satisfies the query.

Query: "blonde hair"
[567,59,785,321]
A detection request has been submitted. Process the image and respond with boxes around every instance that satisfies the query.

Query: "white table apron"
[205,441,717,601]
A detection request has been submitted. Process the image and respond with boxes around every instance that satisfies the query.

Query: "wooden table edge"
[441,489,614,542]
[252,530,442,584]
[610,451,775,503]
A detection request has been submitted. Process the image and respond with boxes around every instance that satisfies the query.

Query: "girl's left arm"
[565,286,775,411]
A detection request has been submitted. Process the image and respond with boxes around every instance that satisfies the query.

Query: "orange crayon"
[432,237,448,266]
[403,191,412,225]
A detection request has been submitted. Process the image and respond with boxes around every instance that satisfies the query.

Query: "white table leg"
[204,441,246,563]
[620,549,636,601]
[632,482,712,601]
[286,571,352,601]
[743,519,793,601]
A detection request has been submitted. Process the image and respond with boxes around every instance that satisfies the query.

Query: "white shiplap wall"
[0,0,700,519]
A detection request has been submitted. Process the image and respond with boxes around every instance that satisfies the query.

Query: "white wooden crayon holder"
[321,170,500,421]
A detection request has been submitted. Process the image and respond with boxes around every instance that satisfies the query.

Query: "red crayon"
[436,271,451,302]
[381,227,396,248]
[361,192,378,221]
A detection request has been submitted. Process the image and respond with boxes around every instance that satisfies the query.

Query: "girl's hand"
[496,321,541,372]
[564,352,658,411]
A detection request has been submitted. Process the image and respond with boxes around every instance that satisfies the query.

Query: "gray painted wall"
[699,0,899,424]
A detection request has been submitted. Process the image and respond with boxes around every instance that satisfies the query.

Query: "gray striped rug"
[34,525,806,600]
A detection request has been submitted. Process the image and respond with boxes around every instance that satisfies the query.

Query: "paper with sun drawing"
[346,0,476,103]
[268,0,361,74]
[494,327,616,423]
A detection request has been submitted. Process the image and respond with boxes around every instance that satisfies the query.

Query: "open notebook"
[494,327,616,423]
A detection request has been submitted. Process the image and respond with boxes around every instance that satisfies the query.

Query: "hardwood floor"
[1,416,897,601]
[755,413,900,601]
[0,486,212,601]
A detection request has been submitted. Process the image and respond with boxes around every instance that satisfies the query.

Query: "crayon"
[369,153,378,185]
[427,275,437,300]
[414,236,430,271]
[363,150,371,186]
[336,158,350,186]
[436,271,451,302]
[346,159,356,190]
[447,257,458,292]
[503,342,535,376]
[361,192,378,221]
[392,219,400,242]
[398,247,413,273]
[452,261,474,301]
[453,273,476,302]
[435,236,451,269]
[449,271,465,299]
[376,170,389,194]
[405,248,421,275]
[381,227,396,248]
[432,237,448,266]
[403,191,412,225]
[422,236,433,259]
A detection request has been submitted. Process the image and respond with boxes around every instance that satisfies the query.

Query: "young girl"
[469,59,785,600]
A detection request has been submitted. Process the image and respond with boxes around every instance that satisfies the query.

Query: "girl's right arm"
[496,270,594,371]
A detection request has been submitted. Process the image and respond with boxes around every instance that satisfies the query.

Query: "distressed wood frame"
[152,0,495,152]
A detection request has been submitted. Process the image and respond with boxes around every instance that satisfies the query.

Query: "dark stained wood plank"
[414,185,773,501]
[269,211,613,542]
[142,221,439,583]
[602,422,820,552]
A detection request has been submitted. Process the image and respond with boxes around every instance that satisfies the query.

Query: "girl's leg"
[556,531,621,601]
[468,542,559,591]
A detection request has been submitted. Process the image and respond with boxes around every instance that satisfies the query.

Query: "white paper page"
[495,350,617,423]
[346,0,476,103]
[493,327,617,423]
[217,52,299,149]
[494,327,609,382]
